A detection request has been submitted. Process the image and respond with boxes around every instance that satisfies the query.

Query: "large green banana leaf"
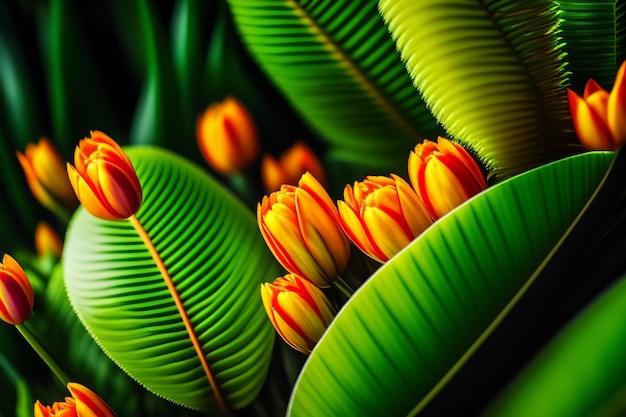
[63,147,282,413]
[225,0,441,180]
[378,0,576,180]
[483,274,626,417]
[287,150,615,416]
[558,0,626,92]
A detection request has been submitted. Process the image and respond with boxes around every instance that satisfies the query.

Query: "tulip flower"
[258,172,350,288]
[338,175,433,263]
[67,131,142,220]
[409,137,487,220]
[0,253,34,325]
[196,96,260,174]
[34,382,117,417]
[568,60,626,150]
[261,141,326,193]
[35,221,64,258]
[261,273,335,354]
[16,137,79,218]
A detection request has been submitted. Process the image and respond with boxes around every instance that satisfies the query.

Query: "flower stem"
[16,321,69,386]
[333,276,354,298]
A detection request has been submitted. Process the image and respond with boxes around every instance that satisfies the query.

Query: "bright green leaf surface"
[379,0,576,179]
[287,151,613,417]
[63,147,282,412]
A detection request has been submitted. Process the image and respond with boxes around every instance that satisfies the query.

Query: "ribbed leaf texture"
[558,0,626,92]
[484,275,626,417]
[225,0,441,175]
[287,151,614,416]
[63,147,281,413]
[378,0,576,180]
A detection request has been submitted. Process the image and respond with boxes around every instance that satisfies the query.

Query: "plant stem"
[16,321,69,386]
[333,276,354,298]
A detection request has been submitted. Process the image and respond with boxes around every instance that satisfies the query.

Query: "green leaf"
[63,147,282,413]
[224,0,440,175]
[483,274,626,417]
[378,0,576,180]
[558,1,626,92]
[287,151,613,416]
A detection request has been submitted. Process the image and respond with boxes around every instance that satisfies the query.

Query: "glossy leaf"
[559,0,626,92]
[379,0,576,179]
[483,275,626,417]
[287,151,614,416]
[225,0,441,175]
[63,147,282,412]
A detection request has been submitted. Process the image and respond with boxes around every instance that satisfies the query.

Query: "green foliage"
[288,151,614,416]
[558,0,626,92]
[225,0,441,183]
[378,0,576,180]
[484,275,626,417]
[63,147,282,412]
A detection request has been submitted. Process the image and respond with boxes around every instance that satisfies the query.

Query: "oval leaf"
[63,146,282,413]
[287,151,613,416]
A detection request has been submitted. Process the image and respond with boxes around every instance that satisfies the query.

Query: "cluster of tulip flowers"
[1,59,625,414]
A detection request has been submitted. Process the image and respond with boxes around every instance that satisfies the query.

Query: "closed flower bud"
[258,172,350,287]
[34,382,117,417]
[568,60,626,150]
[338,174,433,263]
[67,131,142,220]
[35,221,63,259]
[16,137,79,217]
[409,137,487,220]
[0,253,34,325]
[261,273,335,354]
[261,141,326,193]
[196,96,260,174]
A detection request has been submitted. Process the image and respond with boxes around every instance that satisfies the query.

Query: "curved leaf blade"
[63,147,281,412]
[379,0,576,179]
[225,0,440,173]
[287,151,613,416]
[483,275,626,417]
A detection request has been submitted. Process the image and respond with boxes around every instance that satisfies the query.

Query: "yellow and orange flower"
[196,96,260,174]
[34,221,63,259]
[568,60,626,150]
[67,131,142,220]
[338,175,432,263]
[258,172,350,287]
[0,253,34,325]
[261,141,326,193]
[34,382,117,417]
[409,137,486,220]
[261,273,335,354]
[16,137,79,217]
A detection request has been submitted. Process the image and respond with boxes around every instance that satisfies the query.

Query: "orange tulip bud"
[16,137,79,217]
[568,60,626,150]
[409,137,487,220]
[261,273,335,354]
[258,172,350,287]
[196,96,260,174]
[67,131,142,220]
[0,253,34,325]
[261,141,326,193]
[34,221,63,258]
[338,174,433,263]
[34,382,117,417]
